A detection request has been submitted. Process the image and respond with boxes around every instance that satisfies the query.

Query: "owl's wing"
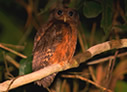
[33,21,53,52]
[33,22,52,71]
[32,21,64,87]
[32,21,63,71]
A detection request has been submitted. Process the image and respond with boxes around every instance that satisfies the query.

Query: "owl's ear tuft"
[48,8,56,21]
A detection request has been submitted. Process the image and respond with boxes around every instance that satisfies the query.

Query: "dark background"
[0,0,127,92]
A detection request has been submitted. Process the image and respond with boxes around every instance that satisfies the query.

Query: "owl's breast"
[49,23,77,65]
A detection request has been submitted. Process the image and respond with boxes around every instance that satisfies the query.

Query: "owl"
[32,7,79,88]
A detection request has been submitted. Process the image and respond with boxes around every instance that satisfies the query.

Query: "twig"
[90,22,96,46]
[0,44,27,58]
[5,55,20,68]
[78,23,87,51]
[6,78,18,92]
[62,75,112,92]
[88,66,96,82]
[108,51,118,86]
[0,43,24,50]
[88,22,97,87]
[110,51,118,75]
[61,80,67,92]
[88,22,97,85]
[0,39,127,92]
[0,64,62,92]
[87,51,127,65]
[3,52,14,80]
[96,64,103,84]
[78,31,86,51]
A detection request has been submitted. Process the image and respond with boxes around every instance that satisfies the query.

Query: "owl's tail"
[35,72,57,88]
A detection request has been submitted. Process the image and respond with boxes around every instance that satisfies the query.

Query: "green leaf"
[19,55,33,75]
[115,80,127,92]
[101,0,113,34]
[83,1,102,18]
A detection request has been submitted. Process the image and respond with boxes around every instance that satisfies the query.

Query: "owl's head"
[51,7,79,24]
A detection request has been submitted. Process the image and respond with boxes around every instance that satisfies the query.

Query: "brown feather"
[32,7,79,88]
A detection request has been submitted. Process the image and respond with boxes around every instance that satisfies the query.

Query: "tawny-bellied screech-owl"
[32,7,79,88]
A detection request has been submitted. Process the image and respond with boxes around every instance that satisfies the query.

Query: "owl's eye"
[68,11,74,16]
[57,10,63,15]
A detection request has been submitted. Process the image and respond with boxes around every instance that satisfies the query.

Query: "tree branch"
[0,44,27,59]
[0,39,127,92]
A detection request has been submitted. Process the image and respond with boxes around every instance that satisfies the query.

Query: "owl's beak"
[64,16,67,22]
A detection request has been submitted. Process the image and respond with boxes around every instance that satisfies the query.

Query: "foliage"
[0,0,127,92]
[19,55,32,75]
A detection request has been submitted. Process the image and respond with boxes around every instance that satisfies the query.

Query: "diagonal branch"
[0,44,27,59]
[0,39,127,92]
[62,75,112,92]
